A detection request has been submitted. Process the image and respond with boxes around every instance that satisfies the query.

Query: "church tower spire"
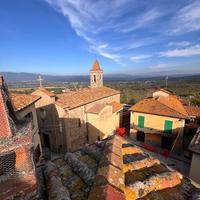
[90,59,103,88]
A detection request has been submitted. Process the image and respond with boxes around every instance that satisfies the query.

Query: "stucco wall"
[189,153,200,184]
[131,112,185,134]
[153,91,169,98]
[87,105,120,144]
[130,111,185,152]
[15,104,42,153]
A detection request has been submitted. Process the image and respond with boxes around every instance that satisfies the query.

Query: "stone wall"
[64,94,120,151]
[32,89,61,151]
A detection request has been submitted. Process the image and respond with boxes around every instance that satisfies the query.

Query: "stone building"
[33,60,122,152]
[0,75,41,199]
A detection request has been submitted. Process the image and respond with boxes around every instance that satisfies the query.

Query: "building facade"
[189,127,200,184]
[33,60,122,152]
[129,89,189,152]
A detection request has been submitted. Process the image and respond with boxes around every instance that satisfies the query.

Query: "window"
[78,119,81,127]
[59,120,63,132]
[138,116,145,128]
[164,120,173,133]
[94,75,96,83]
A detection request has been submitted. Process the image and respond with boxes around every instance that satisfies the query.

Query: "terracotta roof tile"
[86,101,123,114]
[157,95,188,117]
[56,86,119,109]
[88,184,125,200]
[184,106,200,117]
[108,101,123,113]
[42,135,200,200]
[10,93,40,111]
[86,104,108,114]
[38,87,55,97]
[129,97,189,119]
[91,59,103,71]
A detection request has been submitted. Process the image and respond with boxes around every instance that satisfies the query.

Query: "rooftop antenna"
[165,76,168,89]
[37,75,43,87]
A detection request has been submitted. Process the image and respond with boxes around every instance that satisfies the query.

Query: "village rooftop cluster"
[0,60,200,199]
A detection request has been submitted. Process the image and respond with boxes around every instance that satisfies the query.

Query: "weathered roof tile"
[56,86,119,109]
[88,184,125,200]
[10,93,40,111]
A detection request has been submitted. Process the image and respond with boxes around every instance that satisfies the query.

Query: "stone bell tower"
[90,59,103,88]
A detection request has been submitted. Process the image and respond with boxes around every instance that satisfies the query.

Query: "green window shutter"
[138,116,145,128]
[164,120,173,133]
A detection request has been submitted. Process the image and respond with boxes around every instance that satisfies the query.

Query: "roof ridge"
[130,97,188,119]
[157,96,189,118]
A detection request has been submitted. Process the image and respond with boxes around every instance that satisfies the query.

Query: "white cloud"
[151,63,177,69]
[130,55,152,61]
[168,41,190,47]
[44,0,163,62]
[160,45,200,57]
[149,61,200,75]
[98,43,109,49]
[171,0,200,33]
[120,8,163,33]
[89,44,121,62]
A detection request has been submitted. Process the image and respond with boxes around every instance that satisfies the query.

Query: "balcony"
[130,124,177,138]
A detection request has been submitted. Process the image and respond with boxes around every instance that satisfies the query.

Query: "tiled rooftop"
[42,135,200,200]
[157,95,189,117]
[86,101,123,114]
[129,96,189,119]
[38,87,56,97]
[10,92,40,111]
[56,86,119,109]
[184,106,200,117]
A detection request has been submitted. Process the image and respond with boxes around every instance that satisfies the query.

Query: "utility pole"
[37,75,43,87]
[165,76,168,89]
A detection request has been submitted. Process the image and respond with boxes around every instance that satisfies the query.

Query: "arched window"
[94,75,96,83]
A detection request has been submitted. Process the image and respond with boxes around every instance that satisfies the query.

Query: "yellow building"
[129,89,189,152]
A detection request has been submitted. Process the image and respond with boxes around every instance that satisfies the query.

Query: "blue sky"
[0,0,200,75]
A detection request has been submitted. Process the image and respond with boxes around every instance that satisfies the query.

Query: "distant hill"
[1,71,200,84]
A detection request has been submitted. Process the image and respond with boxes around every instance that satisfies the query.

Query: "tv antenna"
[165,76,168,89]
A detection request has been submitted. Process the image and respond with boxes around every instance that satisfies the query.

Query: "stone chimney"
[0,75,16,139]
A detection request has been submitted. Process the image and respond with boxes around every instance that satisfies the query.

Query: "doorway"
[137,131,145,142]
[43,133,51,148]
[161,136,173,150]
